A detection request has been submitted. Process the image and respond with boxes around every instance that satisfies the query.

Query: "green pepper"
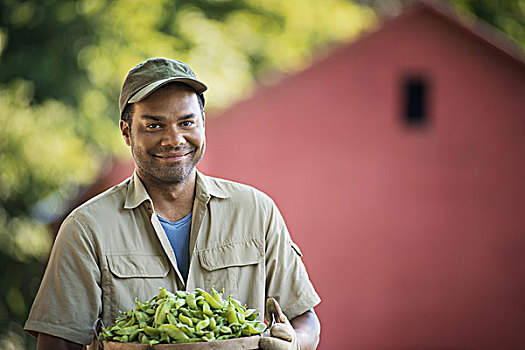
[196,317,210,332]
[209,316,217,330]
[154,300,172,326]
[211,287,223,304]
[189,308,204,319]
[179,307,191,317]
[100,327,113,338]
[129,328,142,341]
[144,326,160,337]
[237,310,246,324]
[115,325,139,335]
[159,324,190,341]
[123,315,135,327]
[167,312,178,325]
[135,311,148,327]
[248,320,267,333]
[175,298,186,309]
[179,314,193,327]
[220,325,232,334]
[197,288,224,309]
[202,301,213,316]
[186,293,197,310]
[227,303,238,324]
[176,290,188,298]
[110,325,122,332]
[159,333,170,343]
[179,324,196,338]
[115,319,127,328]
[158,287,169,299]
[241,327,251,336]
[229,297,242,309]
[153,301,166,326]
[244,308,254,318]
[202,332,215,342]
[140,333,149,344]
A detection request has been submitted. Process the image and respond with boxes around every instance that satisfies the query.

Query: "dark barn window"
[402,76,429,127]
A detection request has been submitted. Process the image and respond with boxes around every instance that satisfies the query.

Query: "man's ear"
[202,112,206,126]
[120,120,131,146]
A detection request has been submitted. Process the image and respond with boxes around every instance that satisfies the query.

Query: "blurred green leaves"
[0,80,96,260]
[451,0,525,50]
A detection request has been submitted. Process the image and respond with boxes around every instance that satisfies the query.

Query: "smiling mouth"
[154,150,193,160]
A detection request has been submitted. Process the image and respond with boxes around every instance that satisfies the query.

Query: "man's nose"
[160,125,185,147]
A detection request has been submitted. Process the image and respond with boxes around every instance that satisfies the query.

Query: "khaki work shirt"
[24,171,321,345]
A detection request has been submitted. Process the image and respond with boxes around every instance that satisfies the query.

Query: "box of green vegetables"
[100,287,266,349]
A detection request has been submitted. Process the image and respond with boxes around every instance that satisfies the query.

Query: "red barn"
[198,1,525,349]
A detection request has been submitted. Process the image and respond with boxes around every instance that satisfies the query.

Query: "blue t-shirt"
[157,212,192,282]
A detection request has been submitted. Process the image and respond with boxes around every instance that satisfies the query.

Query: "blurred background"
[1,0,524,349]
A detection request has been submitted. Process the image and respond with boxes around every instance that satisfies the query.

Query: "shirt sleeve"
[24,214,102,345]
[265,201,321,320]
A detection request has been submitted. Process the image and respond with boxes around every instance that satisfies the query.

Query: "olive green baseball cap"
[119,57,207,116]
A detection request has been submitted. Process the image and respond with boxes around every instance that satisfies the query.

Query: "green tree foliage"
[0,0,375,348]
[356,0,525,48]
[450,0,525,49]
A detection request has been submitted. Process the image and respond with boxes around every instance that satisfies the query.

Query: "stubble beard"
[130,133,205,185]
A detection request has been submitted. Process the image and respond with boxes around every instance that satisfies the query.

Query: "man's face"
[120,84,206,185]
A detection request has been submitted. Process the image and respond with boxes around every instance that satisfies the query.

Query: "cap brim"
[128,77,207,103]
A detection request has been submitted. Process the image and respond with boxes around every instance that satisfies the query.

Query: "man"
[25,58,321,349]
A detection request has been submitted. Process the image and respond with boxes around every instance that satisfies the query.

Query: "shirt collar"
[124,170,230,210]
[195,170,230,201]
[124,171,152,209]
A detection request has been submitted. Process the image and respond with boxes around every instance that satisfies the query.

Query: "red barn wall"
[199,5,525,350]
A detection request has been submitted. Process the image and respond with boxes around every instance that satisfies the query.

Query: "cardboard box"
[103,335,260,349]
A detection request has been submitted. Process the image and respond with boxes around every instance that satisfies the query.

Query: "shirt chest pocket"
[108,254,170,279]
[105,254,172,317]
[197,239,264,297]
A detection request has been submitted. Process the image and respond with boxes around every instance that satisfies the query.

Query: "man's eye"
[180,121,195,127]
[146,123,162,129]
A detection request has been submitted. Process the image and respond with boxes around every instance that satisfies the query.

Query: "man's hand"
[259,298,299,350]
